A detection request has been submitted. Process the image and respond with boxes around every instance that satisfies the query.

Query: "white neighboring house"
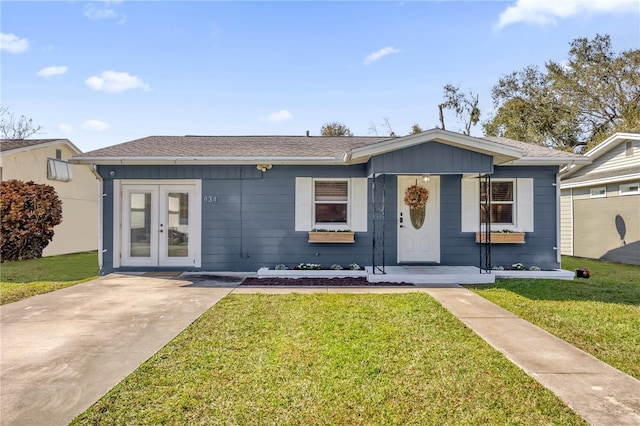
[0,139,99,257]
[560,133,640,265]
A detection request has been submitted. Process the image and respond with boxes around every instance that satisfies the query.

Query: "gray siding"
[98,163,561,273]
[437,166,560,270]
[367,142,493,175]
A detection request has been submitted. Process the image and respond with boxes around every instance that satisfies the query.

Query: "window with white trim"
[481,180,515,225]
[590,187,606,198]
[295,177,368,232]
[314,180,349,225]
[461,177,533,232]
[620,182,639,195]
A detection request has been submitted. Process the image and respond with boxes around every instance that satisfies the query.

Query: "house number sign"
[203,195,217,203]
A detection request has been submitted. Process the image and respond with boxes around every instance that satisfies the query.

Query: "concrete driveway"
[0,274,239,426]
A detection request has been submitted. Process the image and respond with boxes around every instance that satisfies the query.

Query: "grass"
[0,251,99,305]
[72,293,585,425]
[469,256,640,380]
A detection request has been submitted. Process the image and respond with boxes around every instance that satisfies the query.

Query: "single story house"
[560,132,640,265]
[70,129,588,276]
[1,139,99,257]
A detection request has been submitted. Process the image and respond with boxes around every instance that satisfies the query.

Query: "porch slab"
[366,266,495,285]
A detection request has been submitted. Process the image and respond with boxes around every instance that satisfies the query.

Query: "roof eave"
[504,157,592,166]
[2,139,82,156]
[69,156,365,166]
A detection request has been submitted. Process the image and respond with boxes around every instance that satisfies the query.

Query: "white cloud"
[81,120,110,131]
[364,46,400,65]
[496,0,639,29]
[58,123,73,133]
[0,33,30,53]
[84,2,126,23]
[266,110,293,123]
[37,66,68,77]
[85,71,150,94]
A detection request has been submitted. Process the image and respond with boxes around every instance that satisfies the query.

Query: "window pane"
[491,204,513,223]
[315,181,348,201]
[130,193,151,257]
[167,192,189,258]
[480,204,513,224]
[491,182,513,202]
[315,203,347,223]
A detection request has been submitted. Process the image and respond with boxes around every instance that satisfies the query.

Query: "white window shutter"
[517,178,534,232]
[461,178,479,232]
[350,178,368,232]
[295,177,313,231]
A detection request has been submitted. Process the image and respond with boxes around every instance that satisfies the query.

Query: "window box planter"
[475,232,525,244]
[308,231,355,243]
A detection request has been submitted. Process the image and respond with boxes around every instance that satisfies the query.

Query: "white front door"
[397,176,440,263]
[121,183,200,267]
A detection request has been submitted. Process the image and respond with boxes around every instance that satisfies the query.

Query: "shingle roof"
[562,165,640,185]
[0,139,68,153]
[76,135,393,159]
[481,136,586,160]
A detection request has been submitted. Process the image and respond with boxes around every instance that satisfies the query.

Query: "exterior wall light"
[256,164,272,172]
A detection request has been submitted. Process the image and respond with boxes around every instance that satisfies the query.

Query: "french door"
[120,183,200,267]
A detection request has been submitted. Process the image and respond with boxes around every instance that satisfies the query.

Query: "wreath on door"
[404,184,429,229]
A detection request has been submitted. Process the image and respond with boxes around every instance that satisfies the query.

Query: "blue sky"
[2,0,639,152]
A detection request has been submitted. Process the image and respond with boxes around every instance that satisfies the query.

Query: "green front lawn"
[72,293,584,425]
[470,257,640,379]
[0,251,99,305]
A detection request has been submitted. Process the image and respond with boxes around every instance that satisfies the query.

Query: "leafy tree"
[439,84,480,135]
[410,124,423,134]
[483,66,581,148]
[0,106,43,139]
[1,180,62,262]
[485,34,640,149]
[320,121,353,137]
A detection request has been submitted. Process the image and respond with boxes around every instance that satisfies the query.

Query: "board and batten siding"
[367,141,493,175]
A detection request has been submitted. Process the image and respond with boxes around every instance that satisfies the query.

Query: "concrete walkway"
[0,274,238,426]
[2,277,639,426]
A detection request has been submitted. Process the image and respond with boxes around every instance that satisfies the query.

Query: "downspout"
[89,164,104,274]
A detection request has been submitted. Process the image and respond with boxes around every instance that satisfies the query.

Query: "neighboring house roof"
[71,129,589,167]
[0,138,82,155]
[561,165,640,188]
[561,132,640,180]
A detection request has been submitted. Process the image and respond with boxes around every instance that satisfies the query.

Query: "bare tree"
[438,84,480,135]
[0,106,43,139]
[368,117,396,136]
